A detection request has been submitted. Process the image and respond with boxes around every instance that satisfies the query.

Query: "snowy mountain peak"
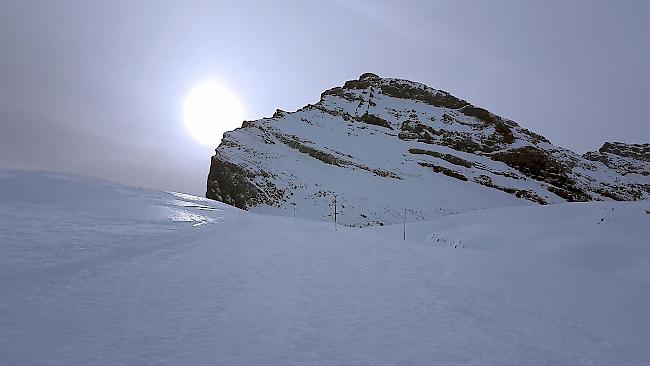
[358,72,380,80]
[207,74,649,226]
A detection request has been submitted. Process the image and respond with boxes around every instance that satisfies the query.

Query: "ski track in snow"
[1,169,650,365]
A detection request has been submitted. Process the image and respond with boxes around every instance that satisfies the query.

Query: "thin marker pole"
[403,208,406,241]
[333,194,338,231]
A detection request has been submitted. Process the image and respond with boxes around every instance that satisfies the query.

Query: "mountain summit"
[206,74,649,226]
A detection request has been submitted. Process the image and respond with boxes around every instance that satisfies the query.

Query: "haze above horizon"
[1,0,648,194]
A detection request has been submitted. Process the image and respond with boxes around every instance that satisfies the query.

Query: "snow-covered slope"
[207,73,649,226]
[0,169,230,276]
[2,169,650,365]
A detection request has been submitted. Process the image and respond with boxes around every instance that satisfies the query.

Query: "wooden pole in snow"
[333,194,338,231]
[403,208,406,241]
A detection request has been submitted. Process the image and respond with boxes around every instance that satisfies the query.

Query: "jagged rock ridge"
[584,142,650,177]
[207,73,649,226]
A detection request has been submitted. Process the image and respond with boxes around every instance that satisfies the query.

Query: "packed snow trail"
[1,170,650,365]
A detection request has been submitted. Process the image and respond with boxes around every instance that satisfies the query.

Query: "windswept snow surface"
[1,169,650,365]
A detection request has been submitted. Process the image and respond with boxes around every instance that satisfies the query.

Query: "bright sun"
[182,81,245,146]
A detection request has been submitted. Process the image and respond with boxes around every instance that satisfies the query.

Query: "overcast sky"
[1,0,649,195]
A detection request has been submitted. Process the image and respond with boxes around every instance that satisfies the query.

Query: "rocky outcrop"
[598,142,650,162]
[491,146,591,202]
[207,74,649,226]
[584,142,650,177]
[206,155,265,209]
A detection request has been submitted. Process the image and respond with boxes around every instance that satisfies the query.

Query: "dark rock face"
[417,162,468,181]
[357,112,393,130]
[206,155,261,209]
[583,142,650,164]
[491,146,591,202]
[409,149,473,168]
[206,73,649,224]
[600,142,650,162]
[584,142,650,177]
[378,80,469,110]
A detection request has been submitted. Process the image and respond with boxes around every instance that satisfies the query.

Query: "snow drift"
[2,169,650,365]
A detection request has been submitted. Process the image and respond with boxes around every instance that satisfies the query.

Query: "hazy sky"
[1,0,649,195]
